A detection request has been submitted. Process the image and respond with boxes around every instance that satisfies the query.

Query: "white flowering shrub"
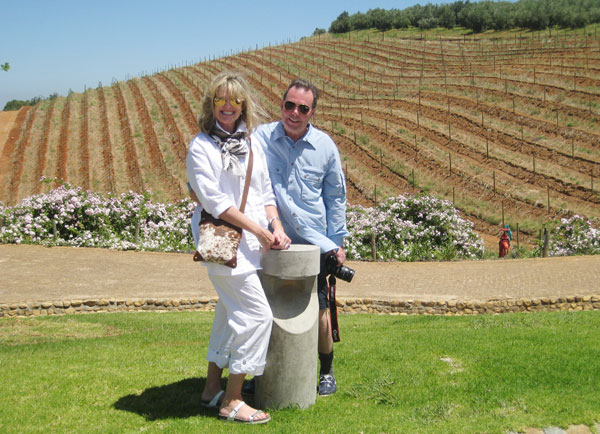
[346,194,484,261]
[2,187,597,261]
[540,215,600,257]
[0,185,196,252]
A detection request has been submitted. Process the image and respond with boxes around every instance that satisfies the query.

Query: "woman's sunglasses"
[283,100,310,115]
[213,97,244,108]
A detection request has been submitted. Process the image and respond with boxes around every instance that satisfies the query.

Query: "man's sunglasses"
[283,100,310,115]
[213,97,244,107]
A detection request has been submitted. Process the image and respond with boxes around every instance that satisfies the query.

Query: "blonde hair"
[198,71,265,134]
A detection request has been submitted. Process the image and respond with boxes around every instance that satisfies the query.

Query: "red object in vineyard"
[498,227,511,258]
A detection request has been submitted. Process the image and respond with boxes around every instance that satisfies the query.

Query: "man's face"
[281,86,314,142]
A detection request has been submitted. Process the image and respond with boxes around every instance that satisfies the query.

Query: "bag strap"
[238,139,253,214]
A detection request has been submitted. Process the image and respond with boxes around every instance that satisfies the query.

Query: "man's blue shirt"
[253,121,348,253]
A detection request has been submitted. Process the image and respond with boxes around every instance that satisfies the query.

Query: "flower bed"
[346,194,484,261]
[1,186,598,260]
[0,184,195,252]
[539,215,600,257]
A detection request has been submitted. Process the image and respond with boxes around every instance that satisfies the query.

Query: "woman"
[186,71,290,424]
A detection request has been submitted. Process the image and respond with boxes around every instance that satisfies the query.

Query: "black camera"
[325,253,355,283]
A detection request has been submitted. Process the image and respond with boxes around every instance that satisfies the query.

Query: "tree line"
[3,93,59,111]
[327,0,600,34]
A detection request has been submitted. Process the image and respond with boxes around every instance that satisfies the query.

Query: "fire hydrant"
[498,225,512,258]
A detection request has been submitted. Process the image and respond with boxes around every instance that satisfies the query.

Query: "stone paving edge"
[2,294,600,318]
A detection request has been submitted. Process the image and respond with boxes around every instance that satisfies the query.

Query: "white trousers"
[207,271,273,376]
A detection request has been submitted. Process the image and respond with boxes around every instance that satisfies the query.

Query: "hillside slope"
[1,28,599,243]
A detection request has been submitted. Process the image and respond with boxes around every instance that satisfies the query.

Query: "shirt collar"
[272,121,316,149]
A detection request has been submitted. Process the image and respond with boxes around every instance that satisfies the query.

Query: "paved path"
[1,244,599,304]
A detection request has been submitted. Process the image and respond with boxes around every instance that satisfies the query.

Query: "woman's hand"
[271,227,291,250]
[218,206,274,251]
[265,206,291,250]
[255,227,275,252]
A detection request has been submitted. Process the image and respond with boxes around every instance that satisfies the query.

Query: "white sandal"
[200,390,224,408]
[218,401,271,424]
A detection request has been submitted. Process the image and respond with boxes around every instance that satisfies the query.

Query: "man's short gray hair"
[283,78,319,109]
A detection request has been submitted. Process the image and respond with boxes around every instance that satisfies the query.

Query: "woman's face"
[213,88,243,133]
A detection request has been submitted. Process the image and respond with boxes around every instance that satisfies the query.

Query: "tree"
[3,100,28,111]
[390,9,411,29]
[327,0,600,36]
[437,4,457,28]
[329,11,351,33]
[1,62,9,71]
[351,12,372,30]
[458,2,493,33]
[3,93,59,111]
[367,8,393,32]
[418,17,439,30]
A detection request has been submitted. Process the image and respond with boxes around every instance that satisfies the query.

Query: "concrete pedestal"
[255,244,320,410]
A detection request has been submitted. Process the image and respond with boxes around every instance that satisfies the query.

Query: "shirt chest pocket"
[299,167,324,202]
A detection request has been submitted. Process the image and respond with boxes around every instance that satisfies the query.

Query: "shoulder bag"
[193,144,253,268]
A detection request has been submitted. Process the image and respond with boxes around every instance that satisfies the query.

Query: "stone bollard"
[255,244,321,410]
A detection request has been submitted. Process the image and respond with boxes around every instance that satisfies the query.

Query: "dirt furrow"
[170,69,205,105]
[32,100,56,195]
[156,73,198,135]
[0,107,30,204]
[80,90,90,190]
[97,87,116,192]
[127,79,180,198]
[113,82,144,192]
[56,93,70,183]
[141,76,186,164]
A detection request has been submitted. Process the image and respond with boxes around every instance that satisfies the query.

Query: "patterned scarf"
[210,123,249,176]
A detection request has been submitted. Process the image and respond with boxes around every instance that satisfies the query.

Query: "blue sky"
[1,0,451,110]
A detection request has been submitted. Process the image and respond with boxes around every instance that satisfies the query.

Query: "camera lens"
[336,265,354,283]
[325,254,355,283]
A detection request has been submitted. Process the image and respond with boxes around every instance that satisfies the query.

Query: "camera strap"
[328,274,340,342]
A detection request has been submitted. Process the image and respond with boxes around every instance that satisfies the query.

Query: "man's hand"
[328,247,346,266]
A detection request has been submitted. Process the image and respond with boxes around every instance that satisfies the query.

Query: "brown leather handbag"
[193,145,253,268]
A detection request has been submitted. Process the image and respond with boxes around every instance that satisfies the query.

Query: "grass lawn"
[1,310,599,433]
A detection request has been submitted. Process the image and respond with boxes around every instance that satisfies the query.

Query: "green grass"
[1,311,599,433]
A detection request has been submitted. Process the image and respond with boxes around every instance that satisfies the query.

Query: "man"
[253,78,349,396]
